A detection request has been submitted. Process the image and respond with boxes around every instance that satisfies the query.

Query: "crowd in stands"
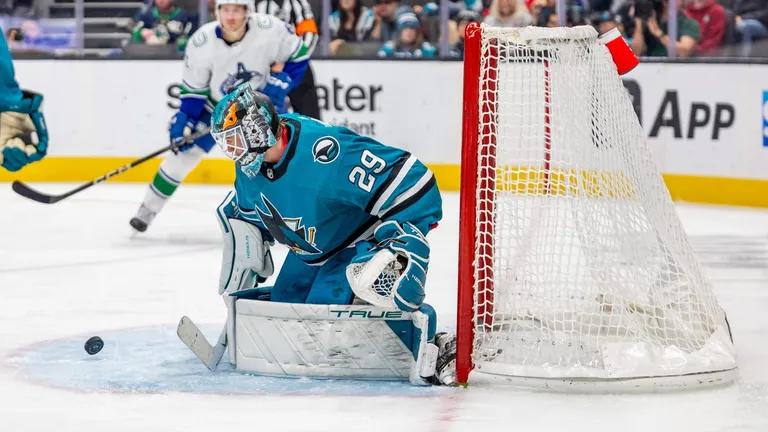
[322,0,768,57]
[129,0,195,52]
[2,0,768,57]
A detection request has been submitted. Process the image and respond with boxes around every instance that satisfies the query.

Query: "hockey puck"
[84,336,104,355]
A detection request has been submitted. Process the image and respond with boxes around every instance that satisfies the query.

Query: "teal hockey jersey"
[218,113,442,265]
[0,32,23,109]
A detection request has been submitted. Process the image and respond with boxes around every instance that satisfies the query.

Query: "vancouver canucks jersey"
[182,13,306,108]
[0,32,23,109]
[219,113,443,265]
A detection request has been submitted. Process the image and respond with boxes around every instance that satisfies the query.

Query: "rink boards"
[4,59,768,207]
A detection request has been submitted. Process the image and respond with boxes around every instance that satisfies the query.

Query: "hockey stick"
[11,128,210,204]
[177,315,228,371]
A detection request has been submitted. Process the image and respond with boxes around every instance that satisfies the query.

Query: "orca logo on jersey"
[220,63,263,96]
[256,195,322,256]
[312,137,340,164]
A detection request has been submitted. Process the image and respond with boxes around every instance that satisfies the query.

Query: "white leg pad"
[410,310,438,385]
[231,299,427,381]
[224,294,237,365]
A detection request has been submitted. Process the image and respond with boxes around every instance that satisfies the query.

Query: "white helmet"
[215,0,255,19]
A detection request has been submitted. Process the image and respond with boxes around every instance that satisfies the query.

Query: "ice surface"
[1,184,767,431]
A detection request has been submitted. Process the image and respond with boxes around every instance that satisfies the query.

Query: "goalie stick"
[11,128,210,204]
[177,315,228,371]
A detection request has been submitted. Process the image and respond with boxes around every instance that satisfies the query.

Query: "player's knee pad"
[219,218,274,295]
[346,221,430,312]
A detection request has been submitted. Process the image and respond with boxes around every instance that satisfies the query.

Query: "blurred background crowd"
[2,0,767,58]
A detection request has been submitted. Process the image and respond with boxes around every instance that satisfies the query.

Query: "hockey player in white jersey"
[129,0,311,232]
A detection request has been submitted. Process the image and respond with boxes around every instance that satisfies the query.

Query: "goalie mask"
[211,83,280,177]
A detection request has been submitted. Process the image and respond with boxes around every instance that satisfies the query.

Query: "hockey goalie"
[177,83,456,386]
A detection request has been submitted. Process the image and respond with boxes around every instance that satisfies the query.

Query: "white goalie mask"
[211,83,280,178]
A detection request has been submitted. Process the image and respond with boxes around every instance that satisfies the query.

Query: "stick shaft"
[12,129,210,204]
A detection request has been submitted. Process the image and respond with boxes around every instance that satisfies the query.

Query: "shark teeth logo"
[312,137,340,164]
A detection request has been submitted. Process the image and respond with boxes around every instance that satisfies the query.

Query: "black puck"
[84,336,104,355]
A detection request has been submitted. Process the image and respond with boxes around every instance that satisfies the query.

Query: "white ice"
[1,184,767,431]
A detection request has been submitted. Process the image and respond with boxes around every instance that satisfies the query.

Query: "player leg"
[287,66,321,120]
[304,248,357,304]
[129,113,214,232]
[267,252,320,303]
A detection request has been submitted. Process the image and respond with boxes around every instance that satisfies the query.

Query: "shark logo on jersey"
[220,63,263,96]
[312,137,340,164]
[256,195,321,256]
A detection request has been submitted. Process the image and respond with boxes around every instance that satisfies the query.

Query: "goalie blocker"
[224,296,440,385]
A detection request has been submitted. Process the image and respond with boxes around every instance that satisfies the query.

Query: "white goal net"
[457,25,737,390]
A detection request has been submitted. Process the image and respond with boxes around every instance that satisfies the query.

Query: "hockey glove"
[346,221,430,312]
[0,90,48,172]
[260,71,292,114]
[169,110,207,153]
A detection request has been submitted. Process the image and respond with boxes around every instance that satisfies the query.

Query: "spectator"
[441,0,487,20]
[484,0,533,27]
[684,0,726,55]
[371,0,410,43]
[460,0,485,13]
[378,12,436,58]
[414,3,442,43]
[0,0,37,17]
[130,0,194,52]
[328,0,375,55]
[590,10,625,34]
[449,9,482,58]
[630,0,700,57]
[178,0,215,26]
[536,6,559,27]
[733,0,768,56]
[530,0,554,14]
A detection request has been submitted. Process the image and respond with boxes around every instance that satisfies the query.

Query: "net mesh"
[470,26,736,379]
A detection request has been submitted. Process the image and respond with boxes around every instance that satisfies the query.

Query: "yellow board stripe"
[1,158,767,208]
[0,157,238,184]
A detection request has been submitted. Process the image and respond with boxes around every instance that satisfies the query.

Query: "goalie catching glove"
[346,221,429,312]
[0,90,48,172]
[219,217,275,295]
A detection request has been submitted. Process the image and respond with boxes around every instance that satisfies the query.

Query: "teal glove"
[0,90,48,172]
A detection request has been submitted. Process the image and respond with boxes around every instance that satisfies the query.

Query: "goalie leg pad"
[230,298,438,384]
[219,218,274,295]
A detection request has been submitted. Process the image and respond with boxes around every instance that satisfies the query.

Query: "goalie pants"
[269,247,358,304]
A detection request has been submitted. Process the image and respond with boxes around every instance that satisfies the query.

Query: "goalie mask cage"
[456,24,737,391]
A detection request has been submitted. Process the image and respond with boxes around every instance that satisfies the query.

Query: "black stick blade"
[11,181,64,204]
